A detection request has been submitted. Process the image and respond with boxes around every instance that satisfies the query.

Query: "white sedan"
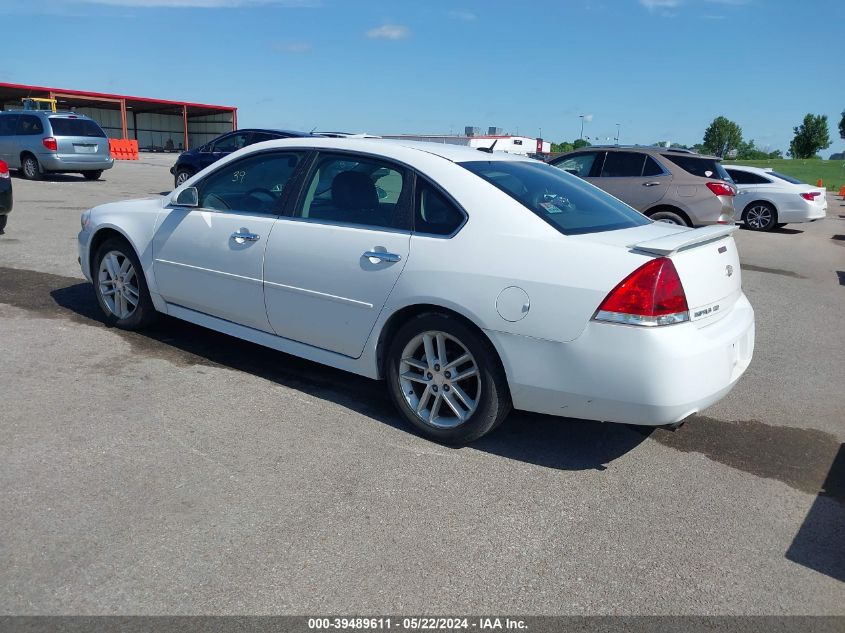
[78,138,755,444]
[725,165,827,231]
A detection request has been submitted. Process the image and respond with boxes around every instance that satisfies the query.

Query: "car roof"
[246,136,538,164]
[723,164,772,175]
[556,145,722,161]
[234,128,312,137]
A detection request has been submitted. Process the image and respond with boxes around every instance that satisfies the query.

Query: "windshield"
[48,117,106,138]
[769,171,803,185]
[460,160,650,235]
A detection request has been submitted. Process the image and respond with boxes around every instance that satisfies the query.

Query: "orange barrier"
[816,178,823,187]
[839,185,845,199]
[108,138,139,161]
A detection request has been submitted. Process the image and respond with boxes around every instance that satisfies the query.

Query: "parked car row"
[79,136,755,444]
[548,145,827,231]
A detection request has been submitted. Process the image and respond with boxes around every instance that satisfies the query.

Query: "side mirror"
[174,186,198,207]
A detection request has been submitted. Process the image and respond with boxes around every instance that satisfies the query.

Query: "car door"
[594,151,671,210]
[152,150,305,331]
[263,151,412,358]
[0,114,21,166]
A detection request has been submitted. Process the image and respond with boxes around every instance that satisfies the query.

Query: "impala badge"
[726,265,734,277]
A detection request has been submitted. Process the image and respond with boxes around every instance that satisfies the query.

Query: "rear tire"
[83,170,103,181]
[92,237,157,330]
[21,154,42,180]
[742,202,777,232]
[647,209,690,226]
[386,313,511,445]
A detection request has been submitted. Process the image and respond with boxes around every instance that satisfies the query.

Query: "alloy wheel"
[175,172,190,186]
[746,205,773,230]
[98,250,140,319]
[398,330,481,429]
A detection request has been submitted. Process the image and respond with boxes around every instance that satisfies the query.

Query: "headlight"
[80,209,92,230]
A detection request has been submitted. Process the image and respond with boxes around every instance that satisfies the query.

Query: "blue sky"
[3,0,843,155]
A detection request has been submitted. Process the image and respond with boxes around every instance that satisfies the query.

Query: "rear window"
[769,171,803,185]
[663,154,732,182]
[460,160,650,235]
[48,117,106,138]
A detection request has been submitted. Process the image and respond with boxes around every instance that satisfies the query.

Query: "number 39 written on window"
[231,170,246,183]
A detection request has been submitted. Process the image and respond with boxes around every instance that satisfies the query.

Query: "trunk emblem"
[726,265,734,277]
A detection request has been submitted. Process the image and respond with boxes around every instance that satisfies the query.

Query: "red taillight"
[0,159,8,179]
[594,257,689,327]
[706,181,735,197]
[800,191,821,201]
[42,137,58,152]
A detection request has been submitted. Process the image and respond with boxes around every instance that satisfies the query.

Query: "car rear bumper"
[778,199,826,223]
[489,293,755,426]
[684,194,735,226]
[39,153,114,172]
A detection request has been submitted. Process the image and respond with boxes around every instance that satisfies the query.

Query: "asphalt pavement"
[0,155,843,614]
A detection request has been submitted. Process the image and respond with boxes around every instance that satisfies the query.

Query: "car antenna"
[477,139,498,154]
[310,126,317,134]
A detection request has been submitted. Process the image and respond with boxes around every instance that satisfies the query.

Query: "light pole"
[615,123,621,145]
[579,114,593,140]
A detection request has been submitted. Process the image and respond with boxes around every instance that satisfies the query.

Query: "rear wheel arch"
[376,303,509,385]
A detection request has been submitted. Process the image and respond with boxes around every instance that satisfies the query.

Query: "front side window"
[415,179,465,236]
[600,152,647,177]
[296,153,407,230]
[461,160,650,235]
[551,152,598,178]
[212,133,250,153]
[197,151,304,214]
[16,115,44,136]
[48,117,105,138]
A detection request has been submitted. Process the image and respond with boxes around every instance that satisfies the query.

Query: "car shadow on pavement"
[785,443,845,582]
[46,278,650,472]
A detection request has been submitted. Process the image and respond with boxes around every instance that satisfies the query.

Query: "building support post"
[120,99,128,140]
[183,105,189,151]
[232,109,238,131]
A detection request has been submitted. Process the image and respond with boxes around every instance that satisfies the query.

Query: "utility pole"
[615,123,621,145]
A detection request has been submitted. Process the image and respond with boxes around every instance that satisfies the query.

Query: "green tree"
[572,139,591,150]
[789,113,830,159]
[702,116,743,157]
[550,141,574,153]
[839,110,844,140]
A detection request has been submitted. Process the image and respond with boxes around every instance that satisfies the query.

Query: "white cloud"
[365,24,411,40]
[448,9,477,21]
[73,0,320,7]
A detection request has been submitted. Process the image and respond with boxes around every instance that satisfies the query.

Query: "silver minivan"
[0,111,113,180]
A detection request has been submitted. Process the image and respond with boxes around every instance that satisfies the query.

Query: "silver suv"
[549,147,736,226]
[0,111,113,181]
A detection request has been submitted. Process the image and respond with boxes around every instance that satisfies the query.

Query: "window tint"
[212,133,250,153]
[663,154,732,182]
[198,151,303,214]
[460,160,650,235]
[415,179,465,236]
[601,152,646,177]
[642,156,665,177]
[0,114,19,136]
[726,169,771,185]
[48,117,105,137]
[17,115,44,136]
[769,171,803,185]
[297,154,406,229]
[551,152,598,178]
[250,132,276,144]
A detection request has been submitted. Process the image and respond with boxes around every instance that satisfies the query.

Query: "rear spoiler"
[630,225,738,256]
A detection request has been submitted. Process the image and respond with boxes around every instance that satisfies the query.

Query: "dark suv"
[549,146,736,226]
[170,128,311,187]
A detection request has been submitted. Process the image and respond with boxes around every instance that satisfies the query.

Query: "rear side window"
[0,114,19,136]
[642,156,665,177]
[460,160,650,235]
[49,118,106,138]
[414,179,465,236]
[17,115,44,135]
[663,154,732,182]
[600,152,646,177]
[726,169,771,185]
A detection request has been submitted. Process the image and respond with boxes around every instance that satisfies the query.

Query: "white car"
[724,165,827,231]
[78,138,755,444]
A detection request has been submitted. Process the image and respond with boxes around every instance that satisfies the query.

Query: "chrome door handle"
[643,181,662,187]
[364,250,401,263]
[231,231,260,242]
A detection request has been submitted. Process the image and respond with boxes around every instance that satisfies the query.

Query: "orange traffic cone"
[816,178,824,187]
[839,185,845,199]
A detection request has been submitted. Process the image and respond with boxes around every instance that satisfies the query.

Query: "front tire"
[93,237,157,330]
[21,154,42,180]
[743,202,777,231]
[83,170,103,181]
[174,169,193,188]
[386,313,511,445]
